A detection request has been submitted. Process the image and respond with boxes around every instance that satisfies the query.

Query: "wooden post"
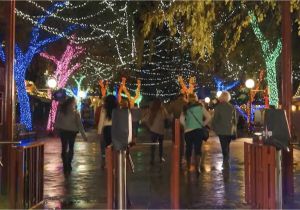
[106,146,114,209]
[170,119,180,208]
[1,0,16,196]
[281,0,294,197]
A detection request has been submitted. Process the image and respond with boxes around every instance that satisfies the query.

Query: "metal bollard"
[117,150,127,209]
[114,142,159,209]
[275,150,282,209]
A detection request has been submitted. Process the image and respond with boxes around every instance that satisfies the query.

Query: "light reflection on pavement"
[42,130,300,209]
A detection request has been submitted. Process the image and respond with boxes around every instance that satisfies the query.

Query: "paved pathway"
[42,129,300,209]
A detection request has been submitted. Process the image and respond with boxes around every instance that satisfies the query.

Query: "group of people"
[181,91,237,174]
[53,90,237,175]
[147,91,237,175]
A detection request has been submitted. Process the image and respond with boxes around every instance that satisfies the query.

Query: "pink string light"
[41,36,85,131]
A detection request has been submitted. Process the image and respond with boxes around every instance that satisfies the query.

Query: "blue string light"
[213,77,240,92]
[0,2,77,130]
[234,105,248,121]
[0,42,5,63]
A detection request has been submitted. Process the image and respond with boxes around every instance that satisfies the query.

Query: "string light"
[135,35,200,99]
[249,11,282,108]
[2,1,77,130]
[234,105,248,121]
[81,56,113,86]
[213,77,240,92]
[0,42,5,63]
[40,37,85,131]
[294,85,300,97]
[16,1,129,44]
[65,76,89,112]
[17,1,199,100]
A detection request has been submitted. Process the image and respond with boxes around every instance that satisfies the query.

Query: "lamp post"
[204,97,210,104]
[47,77,57,89]
[245,79,255,131]
[78,90,87,99]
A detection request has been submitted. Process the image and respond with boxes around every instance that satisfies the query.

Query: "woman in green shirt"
[180,94,211,174]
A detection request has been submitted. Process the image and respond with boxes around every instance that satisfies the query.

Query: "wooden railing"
[106,145,115,209]
[244,142,276,209]
[9,140,44,209]
[170,119,180,209]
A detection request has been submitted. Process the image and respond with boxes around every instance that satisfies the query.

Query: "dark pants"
[59,130,78,170]
[151,132,164,162]
[101,126,112,160]
[184,129,203,160]
[219,135,232,162]
[132,121,139,139]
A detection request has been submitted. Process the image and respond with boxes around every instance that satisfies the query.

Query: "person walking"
[55,97,88,173]
[180,94,211,174]
[97,95,118,168]
[148,99,169,164]
[212,91,237,170]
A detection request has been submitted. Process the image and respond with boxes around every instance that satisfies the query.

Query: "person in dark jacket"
[212,91,237,169]
[55,97,88,173]
[97,95,118,168]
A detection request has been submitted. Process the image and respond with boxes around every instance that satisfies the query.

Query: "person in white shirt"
[98,95,118,168]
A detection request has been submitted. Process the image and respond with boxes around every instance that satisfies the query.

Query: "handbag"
[188,108,209,141]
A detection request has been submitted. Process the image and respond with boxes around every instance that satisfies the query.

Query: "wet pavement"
[42,129,300,209]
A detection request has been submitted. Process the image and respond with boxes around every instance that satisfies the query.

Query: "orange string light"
[99,80,108,97]
[178,76,196,95]
[118,77,141,107]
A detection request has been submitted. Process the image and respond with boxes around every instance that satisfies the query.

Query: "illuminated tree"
[142,1,300,60]
[213,77,240,92]
[65,76,89,112]
[40,38,85,131]
[138,35,200,100]
[249,11,282,107]
[0,2,76,130]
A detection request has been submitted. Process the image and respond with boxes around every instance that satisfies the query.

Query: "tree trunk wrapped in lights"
[0,2,76,130]
[65,76,89,112]
[99,80,109,98]
[40,38,85,131]
[118,77,141,108]
[249,11,282,108]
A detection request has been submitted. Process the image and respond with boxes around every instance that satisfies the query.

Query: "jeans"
[150,132,164,162]
[59,130,78,170]
[184,129,203,160]
[219,135,232,162]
